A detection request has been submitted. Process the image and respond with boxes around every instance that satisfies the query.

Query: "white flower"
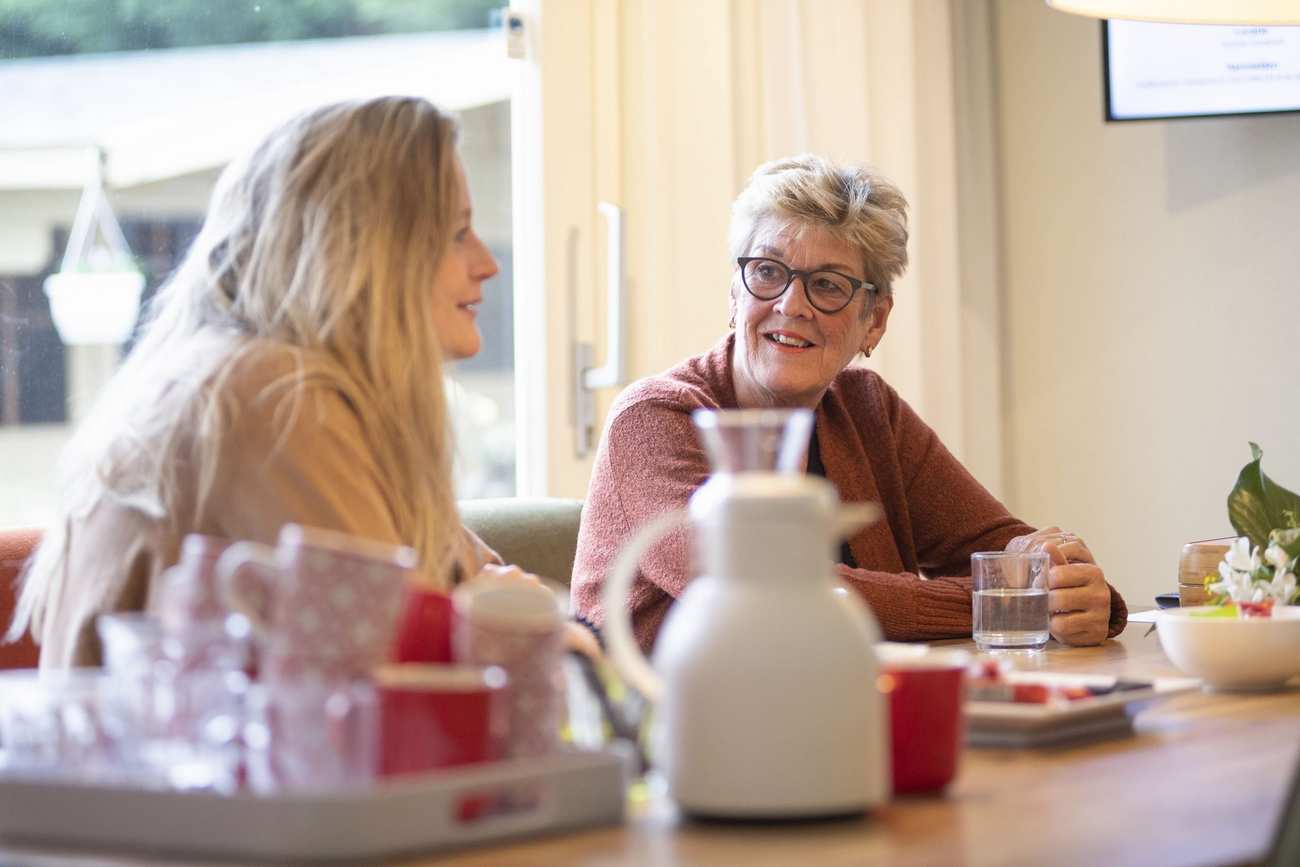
[1264,542,1292,572]
[1226,537,1256,572]
[1269,569,1297,604]
[1208,565,1256,603]
[1218,559,1235,582]
[1210,538,1298,606]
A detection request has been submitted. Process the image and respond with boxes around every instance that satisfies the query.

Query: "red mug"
[392,588,457,664]
[876,647,969,795]
[375,664,507,776]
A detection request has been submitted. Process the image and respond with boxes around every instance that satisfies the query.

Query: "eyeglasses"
[736,257,874,315]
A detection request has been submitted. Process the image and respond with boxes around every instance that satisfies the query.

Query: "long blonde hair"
[10,96,465,641]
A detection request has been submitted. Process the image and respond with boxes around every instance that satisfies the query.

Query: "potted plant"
[1203,444,1300,616]
[43,166,145,346]
[44,259,145,346]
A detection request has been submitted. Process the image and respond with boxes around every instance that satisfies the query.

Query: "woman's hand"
[465,561,537,586]
[1046,561,1111,646]
[461,561,601,658]
[565,621,604,661]
[1006,527,1111,646]
[461,526,505,574]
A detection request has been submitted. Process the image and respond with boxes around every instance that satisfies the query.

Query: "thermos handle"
[601,509,690,704]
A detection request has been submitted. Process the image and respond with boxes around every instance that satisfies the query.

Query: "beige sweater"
[571,335,1128,652]
[36,341,482,669]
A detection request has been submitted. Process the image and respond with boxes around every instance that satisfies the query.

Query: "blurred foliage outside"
[0,0,500,59]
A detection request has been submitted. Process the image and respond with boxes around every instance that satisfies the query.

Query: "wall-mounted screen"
[1104,20,1300,121]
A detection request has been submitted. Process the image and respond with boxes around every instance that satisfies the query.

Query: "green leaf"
[1229,444,1275,547]
[1227,443,1300,548]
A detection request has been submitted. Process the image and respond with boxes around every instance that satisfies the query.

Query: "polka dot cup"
[216,525,416,682]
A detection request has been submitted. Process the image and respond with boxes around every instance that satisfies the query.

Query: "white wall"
[0,190,81,273]
[0,425,66,527]
[993,1,1300,607]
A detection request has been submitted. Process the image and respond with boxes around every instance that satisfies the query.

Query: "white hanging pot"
[45,152,145,346]
[43,270,145,345]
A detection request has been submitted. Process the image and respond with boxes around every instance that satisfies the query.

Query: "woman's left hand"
[565,621,604,661]
[1007,527,1111,646]
[465,561,538,585]
[462,561,603,658]
[1046,561,1111,646]
[461,525,506,574]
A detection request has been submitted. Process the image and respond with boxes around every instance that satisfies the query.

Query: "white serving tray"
[965,672,1199,747]
[0,748,629,862]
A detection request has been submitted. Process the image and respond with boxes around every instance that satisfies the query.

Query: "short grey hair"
[729,154,910,298]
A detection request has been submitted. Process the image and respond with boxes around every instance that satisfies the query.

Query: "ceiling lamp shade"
[1045,1,1300,24]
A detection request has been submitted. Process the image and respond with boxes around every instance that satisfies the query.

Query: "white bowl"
[1157,605,1300,691]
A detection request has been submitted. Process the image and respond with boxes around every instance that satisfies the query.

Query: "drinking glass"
[972,551,1051,651]
[97,612,166,676]
[96,613,247,792]
[128,669,248,793]
[1031,531,1084,565]
[155,534,243,630]
[243,680,379,793]
[0,669,135,784]
[98,610,248,679]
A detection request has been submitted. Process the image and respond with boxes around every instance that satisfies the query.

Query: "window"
[0,0,517,525]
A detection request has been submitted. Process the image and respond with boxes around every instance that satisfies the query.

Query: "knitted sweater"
[571,334,1128,652]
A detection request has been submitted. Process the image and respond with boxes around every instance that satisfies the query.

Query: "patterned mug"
[215,524,415,681]
[154,535,231,626]
[452,577,565,759]
[151,534,252,673]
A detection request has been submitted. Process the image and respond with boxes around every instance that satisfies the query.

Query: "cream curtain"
[534,0,1005,497]
[732,0,969,461]
[597,0,1003,492]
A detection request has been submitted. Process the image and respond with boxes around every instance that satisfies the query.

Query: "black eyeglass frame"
[735,256,876,314]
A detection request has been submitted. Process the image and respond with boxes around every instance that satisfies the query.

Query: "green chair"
[459,498,584,588]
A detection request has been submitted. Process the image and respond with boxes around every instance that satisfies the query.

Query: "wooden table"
[5,622,1299,867]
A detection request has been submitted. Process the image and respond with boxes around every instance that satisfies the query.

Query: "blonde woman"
[9,96,516,667]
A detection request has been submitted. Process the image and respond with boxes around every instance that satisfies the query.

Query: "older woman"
[571,154,1126,652]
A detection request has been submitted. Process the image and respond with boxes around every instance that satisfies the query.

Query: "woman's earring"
[864,345,873,358]
[729,312,736,329]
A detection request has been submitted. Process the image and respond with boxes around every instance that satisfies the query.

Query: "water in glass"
[973,587,1050,651]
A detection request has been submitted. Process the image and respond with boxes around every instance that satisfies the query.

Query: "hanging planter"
[44,269,145,346]
[43,154,145,346]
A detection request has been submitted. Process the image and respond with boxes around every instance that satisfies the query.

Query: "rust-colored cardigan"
[571,335,1127,652]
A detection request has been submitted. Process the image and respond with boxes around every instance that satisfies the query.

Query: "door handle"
[574,202,625,457]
